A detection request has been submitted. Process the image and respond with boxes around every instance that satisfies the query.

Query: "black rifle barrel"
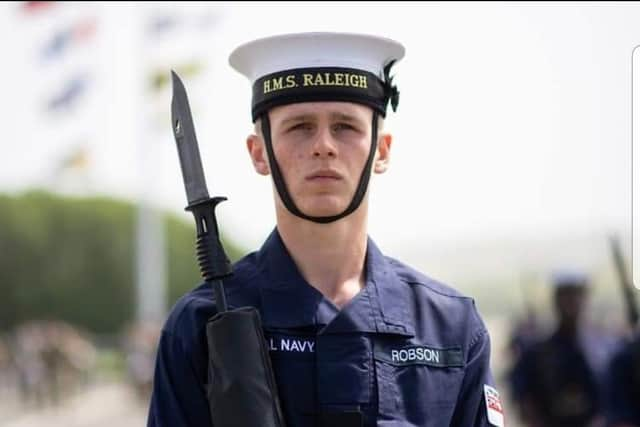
[610,235,639,329]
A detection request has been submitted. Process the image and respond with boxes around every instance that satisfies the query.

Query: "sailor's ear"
[374,133,392,174]
[247,134,270,176]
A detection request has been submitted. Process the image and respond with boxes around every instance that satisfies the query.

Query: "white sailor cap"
[228,32,405,122]
[551,269,590,289]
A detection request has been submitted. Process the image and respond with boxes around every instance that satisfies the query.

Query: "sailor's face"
[554,286,587,325]
[267,102,374,217]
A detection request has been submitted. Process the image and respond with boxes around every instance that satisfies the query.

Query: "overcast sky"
[2,2,639,280]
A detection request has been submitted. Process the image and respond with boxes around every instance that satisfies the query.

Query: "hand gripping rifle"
[171,71,286,427]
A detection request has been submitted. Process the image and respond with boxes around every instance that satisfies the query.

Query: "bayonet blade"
[171,70,210,204]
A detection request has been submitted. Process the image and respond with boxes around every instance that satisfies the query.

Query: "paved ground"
[2,382,147,427]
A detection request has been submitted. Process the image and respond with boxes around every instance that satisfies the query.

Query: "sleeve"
[451,327,505,427]
[147,330,212,427]
[604,344,637,427]
[506,347,542,426]
[508,347,530,399]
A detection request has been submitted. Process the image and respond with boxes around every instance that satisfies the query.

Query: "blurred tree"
[0,190,244,334]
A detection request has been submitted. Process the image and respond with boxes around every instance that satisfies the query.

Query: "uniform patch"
[267,336,315,353]
[374,342,464,368]
[483,385,504,427]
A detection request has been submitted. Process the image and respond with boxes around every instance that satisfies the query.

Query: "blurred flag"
[42,29,68,59]
[148,14,177,35]
[49,144,90,183]
[21,1,55,14]
[49,144,93,194]
[41,17,97,61]
[147,10,220,38]
[72,17,96,42]
[46,74,89,112]
[196,11,220,31]
[59,145,90,172]
[149,61,204,92]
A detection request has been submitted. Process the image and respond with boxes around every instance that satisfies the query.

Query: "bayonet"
[171,71,231,311]
[171,70,210,205]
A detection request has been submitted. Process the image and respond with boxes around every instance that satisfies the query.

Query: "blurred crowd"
[504,269,640,427]
[0,321,97,409]
[0,320,161,415]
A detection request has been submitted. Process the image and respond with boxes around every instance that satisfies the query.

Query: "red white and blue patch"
[483,384,504,426]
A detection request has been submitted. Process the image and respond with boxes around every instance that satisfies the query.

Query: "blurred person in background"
[506,275,542,362]
[13,322,49,408]
[509,270,610,427]
[124,321,160,402]
[604,331,640,427]
[506,306,540,363]
[11,321,96,409]
[0,335,13,400]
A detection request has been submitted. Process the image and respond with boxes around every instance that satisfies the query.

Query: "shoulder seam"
[385,255,468,299]
[164,292,210,336]
[469,325,488,348]
[406,280,474,301]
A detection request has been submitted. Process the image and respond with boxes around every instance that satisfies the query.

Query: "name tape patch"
[375,344,464,368]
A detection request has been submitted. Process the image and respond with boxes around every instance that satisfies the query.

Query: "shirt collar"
[257,228,414,337]
[257,229,326,329]
[363,236,415,337]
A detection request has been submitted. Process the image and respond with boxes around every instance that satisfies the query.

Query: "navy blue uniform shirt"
[605,334,640,426]
[147,229,502,426]
[509,330,601,427]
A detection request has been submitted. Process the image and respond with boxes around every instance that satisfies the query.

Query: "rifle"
[609,234,639,330]
[171,71,286,427]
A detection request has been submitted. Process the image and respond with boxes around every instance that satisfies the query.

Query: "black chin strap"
[260,113,379,224]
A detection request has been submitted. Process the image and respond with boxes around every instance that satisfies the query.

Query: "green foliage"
[0,190,244,334]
